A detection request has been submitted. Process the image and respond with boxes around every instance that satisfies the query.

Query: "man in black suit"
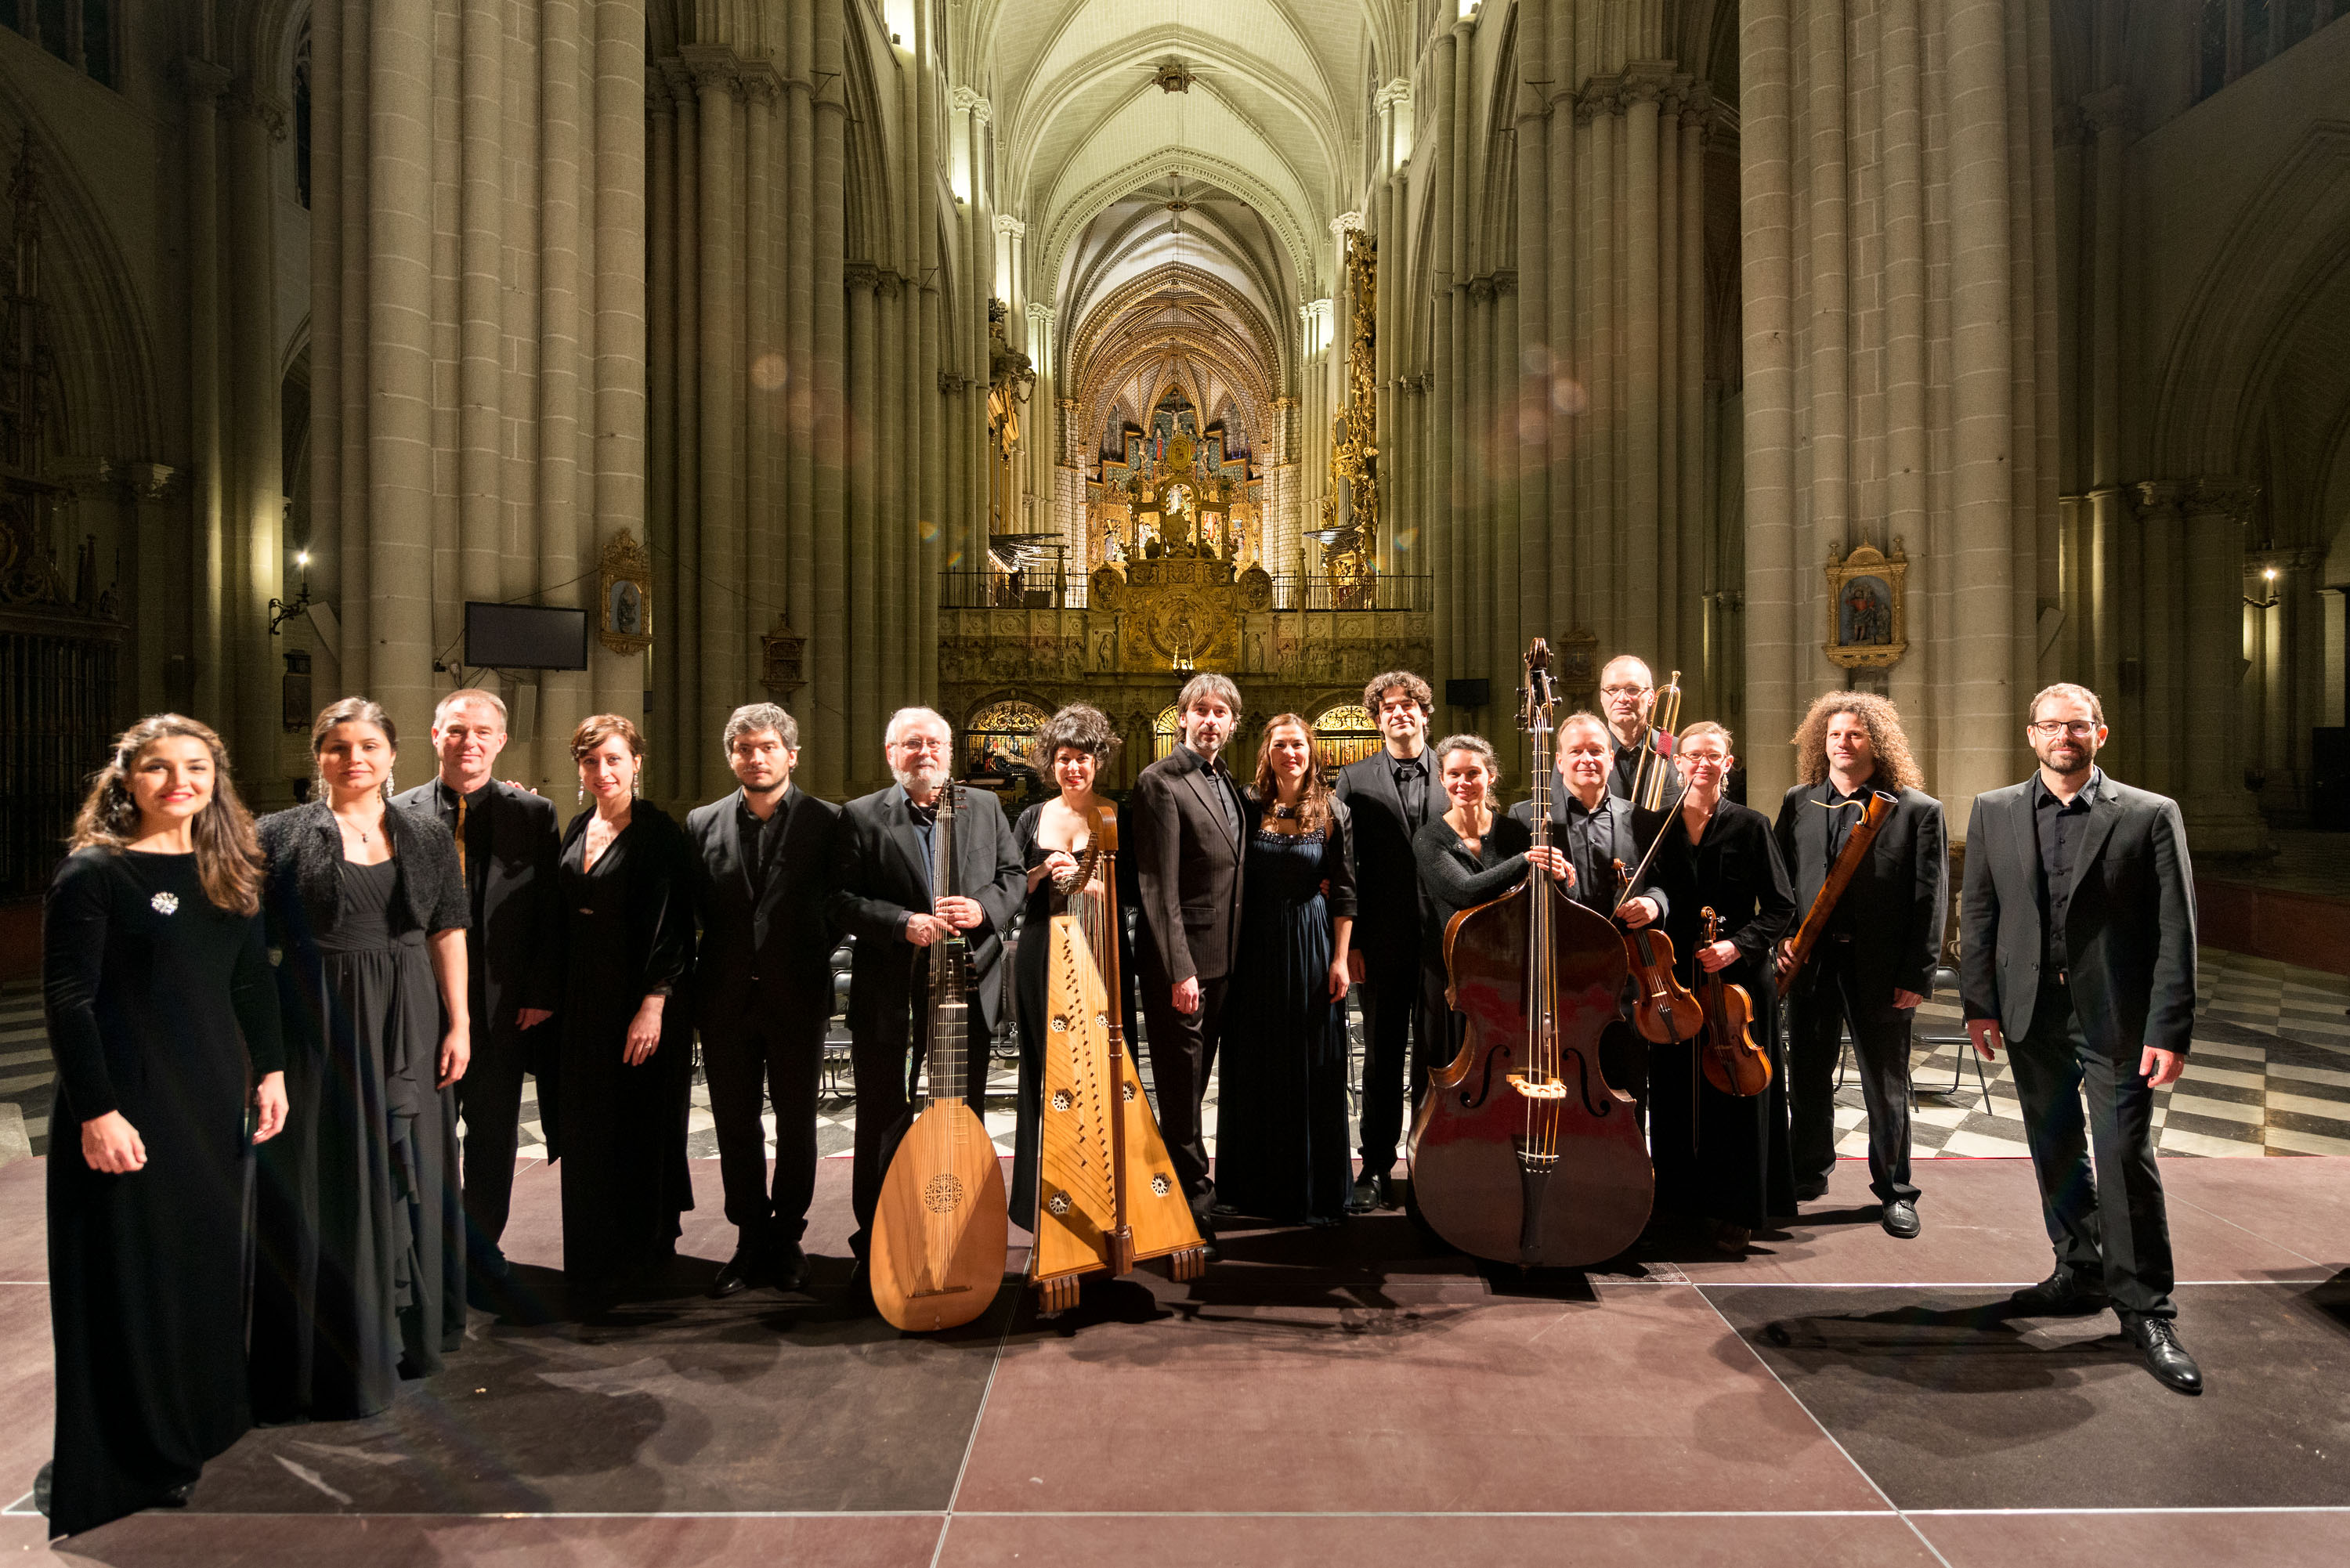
[1961,683,2203,1393]
[1773,692,1947,1238]
[1132,671,1247,1241]
[1598,655,1665,802]
[829,707,1023,1270]
[685,703,842,1297]
[394,688,562,1301]
[1334,670,1444,1212]
[1509,712,1668,927]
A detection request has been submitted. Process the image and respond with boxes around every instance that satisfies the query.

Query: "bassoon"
[1775,789,1898,999]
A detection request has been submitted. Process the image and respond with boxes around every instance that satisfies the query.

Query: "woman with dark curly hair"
[40,716,287,1536]
[1772,691,1947,1236]
[1212,714,1359,1227]
[1009,703,1140,1227]
[252,698,471,1423]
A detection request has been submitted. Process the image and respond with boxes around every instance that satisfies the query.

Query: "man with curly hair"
[1772,692,1947,1237]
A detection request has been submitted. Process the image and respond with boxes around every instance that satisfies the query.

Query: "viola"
[1696,906,1770,1097]
[1613,856,1702,1045]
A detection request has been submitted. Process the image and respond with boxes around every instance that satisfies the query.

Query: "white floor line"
[927,1286,1016,1568]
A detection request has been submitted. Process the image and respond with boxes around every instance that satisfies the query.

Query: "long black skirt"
[1213,892,1352,1224]
[252,934,464,1422]
[1647,970,1795,1230]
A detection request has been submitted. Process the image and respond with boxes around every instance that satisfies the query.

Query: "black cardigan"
[257,797,471,949]
[1411,812,1535,973]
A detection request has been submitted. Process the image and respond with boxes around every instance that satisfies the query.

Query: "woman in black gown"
[1213,714,1358,1227]
[41,716,287,1537]
[1410,736,1571,1060]
[1644,722,1799,1248]
[555,714,696,1304]
[254,698,471,1423]
[1010,704,1139,1228]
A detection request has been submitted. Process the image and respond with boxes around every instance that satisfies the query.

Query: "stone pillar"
[877,270,906,716]
[182,60,231,723]
[1737,0,2059,822]
[2180,480,2265,850]
[785,9,818,738]
[810,0,848,795]
[846,263,880,787]
[743,66,779,715]
[226,84,286,790]
[1429,29,1459,714]
[685,46,743,804]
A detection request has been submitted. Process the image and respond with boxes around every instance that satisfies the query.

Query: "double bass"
[1408,640,1653,1267]
[870,782,1010,1332]
[1028,805,1207,1311]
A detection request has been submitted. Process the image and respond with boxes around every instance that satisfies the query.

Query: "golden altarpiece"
[939,235,1426,792]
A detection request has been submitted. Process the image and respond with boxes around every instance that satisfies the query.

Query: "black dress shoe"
[33,1461,51,1519]
[1793,1178,1829,1203]
[2124,1315,2204,1394]
[1880,1200,1922,1239]
[708,1248,763,1299]
[160,1479,196,1508]
[2008,1269,2109,1317]
[1198,1230,1222,1264]
[770,1241,808,1293]
[1346,1172,1393,1214]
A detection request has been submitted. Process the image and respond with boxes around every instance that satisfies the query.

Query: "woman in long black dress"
[41,716,287,1537]
[555,714,696,1304]
[1010,704,1140,1228]
[254,698,471,1423]
[1410,736,1571,1061]
[1644,721,1799,1248]
[1213,714,1358,1227]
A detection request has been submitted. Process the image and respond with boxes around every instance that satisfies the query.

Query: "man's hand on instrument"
[2140,1045,2186,1089]
[1892,988,1925,1011]
[934,895,984,931]
[904,912,944,947]
[1774,939,1795,978]
[1966,1018,2004,1062]
[1616,896,1659,928]
[1698,939,1739,973]
[1173,976,1202,1015]
[1525,845,1571,883]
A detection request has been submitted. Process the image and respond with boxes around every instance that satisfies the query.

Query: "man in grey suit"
[1961,682,2203,1393]
[1132,672,1247,1245]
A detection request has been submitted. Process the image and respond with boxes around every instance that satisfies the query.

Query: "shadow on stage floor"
[4,1153,2349,1566]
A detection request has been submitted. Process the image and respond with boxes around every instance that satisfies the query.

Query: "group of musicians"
[40,655,2206,1532]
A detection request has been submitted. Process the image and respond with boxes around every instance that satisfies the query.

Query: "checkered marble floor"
[8,946,2348,1163]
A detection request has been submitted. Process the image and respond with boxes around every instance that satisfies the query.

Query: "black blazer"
[685,784,843,1033]
[1332,750,1426,968]
[1960,773,2199,1057]
[1647,800,1797,991]
[1772,779,1948,1000]
[829,783,1023,1042]
[391,779,562,1036]
[1506,782,1672,923]
[258,798,470,948]
[1132,744,1249,985]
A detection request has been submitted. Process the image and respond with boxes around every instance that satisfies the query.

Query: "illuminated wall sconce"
[2243,565,2280,610]
[269,549,313,634]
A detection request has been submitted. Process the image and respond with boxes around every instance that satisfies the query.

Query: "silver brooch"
[150,891,179,916]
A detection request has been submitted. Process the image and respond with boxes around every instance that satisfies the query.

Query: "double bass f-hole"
[1462,1040,1513,1110]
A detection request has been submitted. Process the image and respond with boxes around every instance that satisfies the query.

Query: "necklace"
[1271,800,1300,819]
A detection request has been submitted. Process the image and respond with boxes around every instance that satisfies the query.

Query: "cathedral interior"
[0,1,2345,861]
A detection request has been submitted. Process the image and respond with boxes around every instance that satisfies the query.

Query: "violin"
[1612,855,1702,1045]
[1696,907,1770,1097]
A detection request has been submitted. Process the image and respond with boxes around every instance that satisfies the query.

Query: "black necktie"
[1394,760,1428,831]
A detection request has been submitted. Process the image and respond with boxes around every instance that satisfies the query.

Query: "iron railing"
[939,570,1433,613]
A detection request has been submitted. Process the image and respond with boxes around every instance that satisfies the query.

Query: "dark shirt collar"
[736,785,788,822]
[1564,789,1611,820]
[1180,742,1228,775]
[437,776,495,807]
[1824,773,1880,806]
[2032,766,2102,811]
[1393,755,1427,778]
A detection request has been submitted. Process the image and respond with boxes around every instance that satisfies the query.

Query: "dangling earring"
[631,767,643,800]
[577,781,586,806]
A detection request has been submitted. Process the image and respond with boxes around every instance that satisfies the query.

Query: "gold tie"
[454,793,467,878]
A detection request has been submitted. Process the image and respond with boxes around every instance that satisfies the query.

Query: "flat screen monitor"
[465,602,589,670]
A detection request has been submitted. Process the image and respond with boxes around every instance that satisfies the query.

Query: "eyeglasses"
[2028,719,2099,738]
[1600,684,1648,698]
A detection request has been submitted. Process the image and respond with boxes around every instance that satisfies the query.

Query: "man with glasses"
[1596,656,1662,802]
[1335,670,1443,1212]
[1960,683,2204,1394]
[830,708,1023,1286]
